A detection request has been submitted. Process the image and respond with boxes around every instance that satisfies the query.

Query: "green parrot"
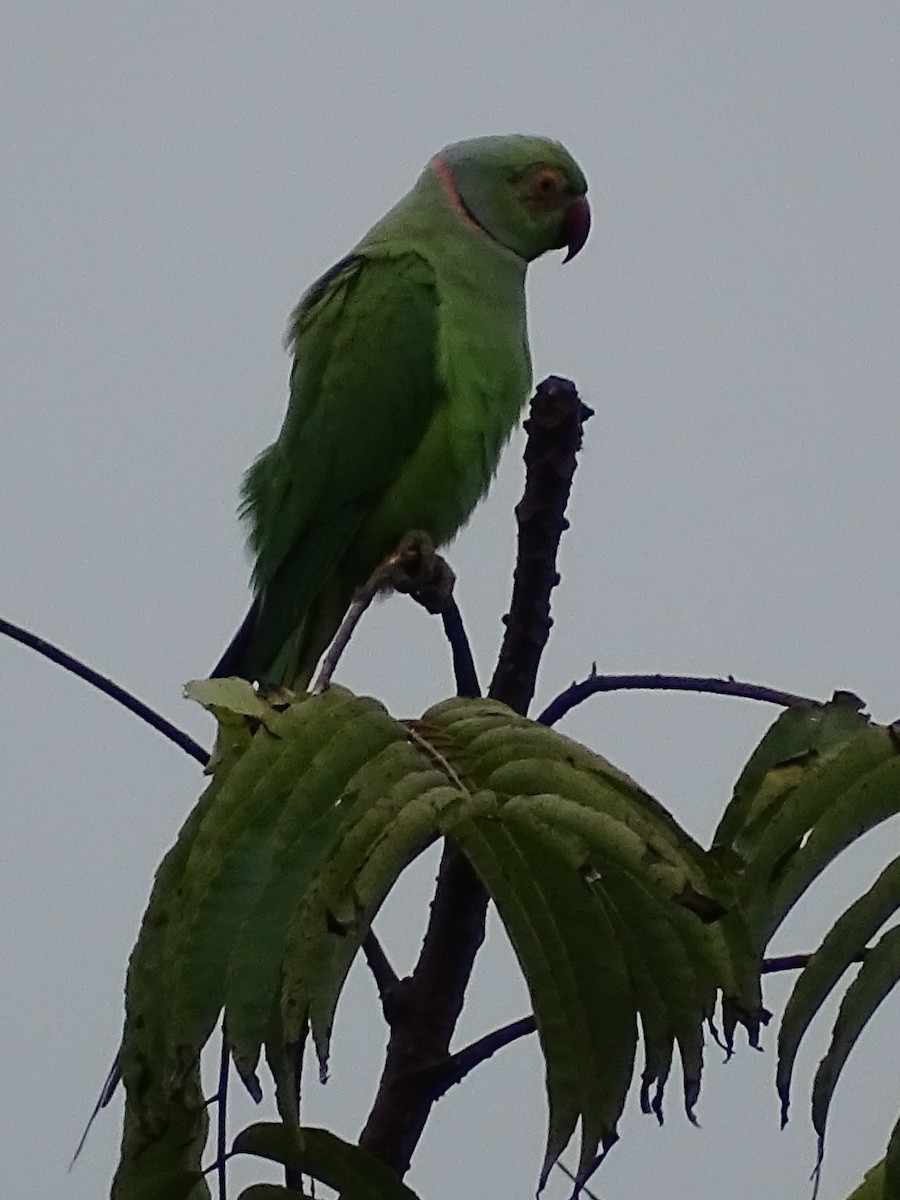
[212,134,590,688]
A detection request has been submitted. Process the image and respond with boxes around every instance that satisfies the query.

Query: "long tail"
[210,580,351,688]
[210,596,261,680]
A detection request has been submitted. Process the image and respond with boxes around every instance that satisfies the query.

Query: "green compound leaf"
[112,776,220,1200]
[233,1123,423,1200]
[734,724,900,948]
[777,855,900,1123]
[715,694,870,855]
[445,802,636,1191]
[113,688,768,1199]
[114,686,435,1198]
[811,926,900,1174]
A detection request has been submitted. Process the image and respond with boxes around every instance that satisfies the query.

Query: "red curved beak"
[562,194,591,262]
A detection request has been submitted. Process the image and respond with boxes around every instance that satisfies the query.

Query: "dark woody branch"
[356,377,591,1179]
[490,376,593,714]
[538,670,840,726]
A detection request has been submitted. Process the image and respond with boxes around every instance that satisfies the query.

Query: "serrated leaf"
[597,859,710,1124]
[446,805,636,1190]
[762,764,900,949]
[114,688,417,1194]
[716,696,870,853]
[184,676,274,723]
[185,676,285,769]
[113,778,219,1200]
[165,721,306,1067]
[222,696,406,1080]
[113,687,772,1199]
[778,856,900,1122]
[423,698,695,841]
[277,738,454,1057]
[737,726,900,945]
[811,926,900,1167]
[232,1122,423,1199]
[505,792,761,1049]
[167,690,407,1068]
[307,783,459,1070]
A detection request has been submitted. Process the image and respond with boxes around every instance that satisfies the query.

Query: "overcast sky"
[2,4,899,1199]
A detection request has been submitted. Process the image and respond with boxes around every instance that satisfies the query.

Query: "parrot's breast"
[353,264,531,568]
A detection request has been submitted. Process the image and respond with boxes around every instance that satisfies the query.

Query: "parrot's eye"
[520,169,564,211]
[525,168,565,207]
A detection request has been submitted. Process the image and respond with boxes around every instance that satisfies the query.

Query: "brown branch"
[429,1015,536,1099]
[355,377,590,1180]
[355,837,489,1173]
[538,671,823,726]
[362,928,404,1024]
[490,377,592,713]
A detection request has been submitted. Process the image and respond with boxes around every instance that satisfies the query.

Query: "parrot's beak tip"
[562,194,591,262]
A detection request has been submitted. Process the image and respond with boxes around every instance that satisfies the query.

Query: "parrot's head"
[432,134,590,263]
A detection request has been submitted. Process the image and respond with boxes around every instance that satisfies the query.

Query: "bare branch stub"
[355,377,590,1182]
[490,376,592,714]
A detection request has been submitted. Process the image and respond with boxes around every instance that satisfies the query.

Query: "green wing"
[230,250,444,682]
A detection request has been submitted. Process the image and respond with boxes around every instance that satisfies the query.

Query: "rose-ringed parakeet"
[212,134,590,688]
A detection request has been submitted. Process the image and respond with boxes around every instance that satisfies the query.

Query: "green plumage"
[214,135,589,687]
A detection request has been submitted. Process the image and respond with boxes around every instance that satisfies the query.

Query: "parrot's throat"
[430,155,508,251]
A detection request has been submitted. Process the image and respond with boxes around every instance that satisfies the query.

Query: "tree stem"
[355,377,590,1179]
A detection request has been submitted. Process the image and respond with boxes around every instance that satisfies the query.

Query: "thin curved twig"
[0,615,209,765]
[396,539,480,698]
[538,671,820,726]
[762,950,867,974]
[440,601,480,698]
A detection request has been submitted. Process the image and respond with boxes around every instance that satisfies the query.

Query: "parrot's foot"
[312,532,455,693]
[377,530,456,614]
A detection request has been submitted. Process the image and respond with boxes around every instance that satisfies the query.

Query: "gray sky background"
[2,4,899,1199]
